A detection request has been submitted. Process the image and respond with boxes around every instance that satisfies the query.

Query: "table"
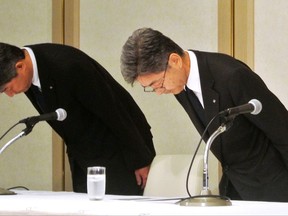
[0,190,287,215]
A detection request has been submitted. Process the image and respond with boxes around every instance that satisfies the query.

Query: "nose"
[154,88,166,95]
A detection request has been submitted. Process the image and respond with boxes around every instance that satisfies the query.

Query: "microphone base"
[177,195,232,207]
[0,187,16,195]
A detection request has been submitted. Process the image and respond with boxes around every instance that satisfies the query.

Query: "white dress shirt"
[186,50,204,108]
[22,47,41,89]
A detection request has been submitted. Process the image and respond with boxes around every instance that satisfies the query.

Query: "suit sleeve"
[228,67,288,168]
[71,60,155,170]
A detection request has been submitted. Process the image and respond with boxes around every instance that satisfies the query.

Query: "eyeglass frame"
[143,61,168,92]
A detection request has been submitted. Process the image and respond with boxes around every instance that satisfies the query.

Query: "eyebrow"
[145,79,160,87]
[137,76,152,88]
[140,74,163,88]
[0,85,4,92]
[0,83,8,93]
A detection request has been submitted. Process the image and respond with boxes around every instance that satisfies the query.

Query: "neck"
[21,50,34,85]
[182,51,191,80]
[23,50,33,72]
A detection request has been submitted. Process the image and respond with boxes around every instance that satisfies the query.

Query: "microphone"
[219,99,262,118]
[178,99,263,207]
[0,109,67,195]
[19,108,67,125]
[178,122,233,207]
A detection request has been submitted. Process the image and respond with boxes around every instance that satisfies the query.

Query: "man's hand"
[135,165,150,189]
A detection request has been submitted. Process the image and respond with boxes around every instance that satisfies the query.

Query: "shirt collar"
[186,50,201,93]
[185,50,204,107]
[22,47,41,88]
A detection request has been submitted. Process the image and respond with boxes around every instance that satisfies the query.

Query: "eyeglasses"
[143,62,168,92]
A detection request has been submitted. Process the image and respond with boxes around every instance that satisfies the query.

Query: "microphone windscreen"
[249,99,262,115]
[56,108,67,121]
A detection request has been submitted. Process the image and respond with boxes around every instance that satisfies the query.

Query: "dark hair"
[120,27,184,85]
[0,43,24,88]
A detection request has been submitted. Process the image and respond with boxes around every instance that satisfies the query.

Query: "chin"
[173,89,182,95]
[23,87,30,92]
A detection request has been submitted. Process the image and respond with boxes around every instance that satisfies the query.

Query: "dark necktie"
[31,85,47,112]
[185,87,206,126]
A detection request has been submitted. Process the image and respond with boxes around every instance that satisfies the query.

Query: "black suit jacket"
[24,44,155,192]
[176,50,288,201]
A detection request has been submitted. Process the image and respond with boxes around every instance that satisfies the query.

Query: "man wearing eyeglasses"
[120,27,288,202]
[0,42,156,196]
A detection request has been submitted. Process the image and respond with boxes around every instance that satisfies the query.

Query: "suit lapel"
[34,50,58,112]
[194,50,223,158]
[194,50,221,131]
[175,90,208,140]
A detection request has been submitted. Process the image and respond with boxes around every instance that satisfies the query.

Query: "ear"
[15,61,25,71]
[168,53,182,68]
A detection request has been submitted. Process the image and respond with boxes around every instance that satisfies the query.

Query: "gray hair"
[0,43,24,89]
[120,27,184,85]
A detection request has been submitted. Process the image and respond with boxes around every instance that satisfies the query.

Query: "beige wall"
[79,0,219,193]
[0,0,53,190]
[79,0,218,155]
[1,0,287,194]
[254,0,288,109]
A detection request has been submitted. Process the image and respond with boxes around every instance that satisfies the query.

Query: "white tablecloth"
[0,190,287,215]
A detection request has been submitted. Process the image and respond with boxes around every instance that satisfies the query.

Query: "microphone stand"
[0,131,26,155]
[178,119,234,206]
[0,122,35,195]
